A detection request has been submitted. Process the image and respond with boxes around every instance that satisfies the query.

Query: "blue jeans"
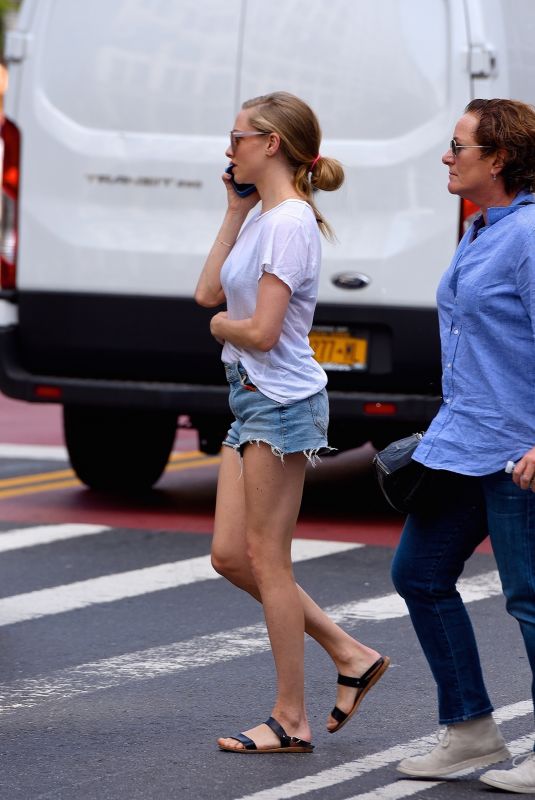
[391,469,535,725]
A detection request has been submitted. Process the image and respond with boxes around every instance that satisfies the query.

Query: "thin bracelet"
[218,239,233,247]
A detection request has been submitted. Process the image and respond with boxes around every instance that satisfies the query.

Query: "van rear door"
[6,0,249,393]
[14,0,241,299]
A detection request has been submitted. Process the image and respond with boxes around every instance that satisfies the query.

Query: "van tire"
[63,405,177,492]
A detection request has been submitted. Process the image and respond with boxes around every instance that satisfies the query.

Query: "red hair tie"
[308,154,321,183]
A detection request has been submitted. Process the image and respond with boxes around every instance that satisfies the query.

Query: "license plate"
[309,328,368,371]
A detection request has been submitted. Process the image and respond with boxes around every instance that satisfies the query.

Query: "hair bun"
[312,156,345,192]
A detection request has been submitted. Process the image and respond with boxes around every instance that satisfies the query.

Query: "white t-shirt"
[220,199,327,404]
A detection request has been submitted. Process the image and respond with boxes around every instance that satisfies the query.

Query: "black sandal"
[218,716,314,753]
[329,655,390,733]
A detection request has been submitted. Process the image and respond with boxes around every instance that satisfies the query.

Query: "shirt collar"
[475,189,535,235]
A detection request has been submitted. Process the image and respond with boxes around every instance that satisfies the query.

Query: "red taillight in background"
[34,385,63,400]
[1,117,20,290]
[363,402,397,416]
[459,197,480,241]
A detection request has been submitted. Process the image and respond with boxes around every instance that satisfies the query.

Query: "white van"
[1,0,534,490]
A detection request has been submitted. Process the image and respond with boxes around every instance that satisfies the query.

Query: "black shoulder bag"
[373,433,430,513]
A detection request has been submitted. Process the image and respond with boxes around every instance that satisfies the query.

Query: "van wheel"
[63,406,177,492]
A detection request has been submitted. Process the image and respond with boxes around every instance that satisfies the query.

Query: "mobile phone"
[225,164,257,198]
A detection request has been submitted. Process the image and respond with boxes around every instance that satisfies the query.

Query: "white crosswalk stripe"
[0,535,362,625]
[0,443,69,460]
[0,523,110,553]
[339,734,534,800]
[1,522,531,800]
[0,567,509,713]
[328,570,502,624]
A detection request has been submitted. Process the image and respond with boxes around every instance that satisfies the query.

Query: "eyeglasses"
[229,130,269,151]
[450,138,487,156]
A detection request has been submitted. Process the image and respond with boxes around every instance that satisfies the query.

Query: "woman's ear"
[492,148,507,172]
[266,132,281,157]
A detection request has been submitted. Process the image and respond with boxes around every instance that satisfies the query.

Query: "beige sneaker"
[397,715,510,778]
[480,753,535,793]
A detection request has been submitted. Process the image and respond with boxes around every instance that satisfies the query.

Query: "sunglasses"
[229,130,269,151]
[450,138,487,156]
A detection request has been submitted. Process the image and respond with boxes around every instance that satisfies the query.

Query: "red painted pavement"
[0,393,492,552]
[0,394,64,445]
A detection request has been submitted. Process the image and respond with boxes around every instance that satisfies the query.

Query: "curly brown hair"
[465,98,535,194]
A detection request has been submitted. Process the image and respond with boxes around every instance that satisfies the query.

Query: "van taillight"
[363,402,397,416]
[459,198,480,240]
[0,117,20,290]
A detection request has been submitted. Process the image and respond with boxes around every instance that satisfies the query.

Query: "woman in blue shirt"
[392,99,535,793]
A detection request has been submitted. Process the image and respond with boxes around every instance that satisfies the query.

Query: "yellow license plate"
[309,330,368,370]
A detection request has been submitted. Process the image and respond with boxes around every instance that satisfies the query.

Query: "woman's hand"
[222,170,260,216]
[210,310,228,345]
[511,446,535,491]
[207,274,290,352]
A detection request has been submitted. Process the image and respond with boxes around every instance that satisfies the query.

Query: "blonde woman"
[195,92,389,753]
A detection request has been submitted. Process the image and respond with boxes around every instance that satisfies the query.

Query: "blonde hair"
[242,91,344,240]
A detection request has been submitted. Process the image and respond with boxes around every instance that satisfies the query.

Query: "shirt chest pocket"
[455,281,481,332]
[456,279,519,333]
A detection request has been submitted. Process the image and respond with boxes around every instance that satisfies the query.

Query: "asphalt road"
[0,396,532,799]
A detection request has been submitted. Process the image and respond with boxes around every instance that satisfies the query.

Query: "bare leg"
[218,443,309,749]
[214,446,381,745]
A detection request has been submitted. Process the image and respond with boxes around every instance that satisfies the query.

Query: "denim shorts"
[222,361,332,461]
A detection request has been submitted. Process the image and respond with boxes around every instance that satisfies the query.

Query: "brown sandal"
[329,655,390,733]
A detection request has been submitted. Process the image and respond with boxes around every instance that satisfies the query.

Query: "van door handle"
[4,30,32,64]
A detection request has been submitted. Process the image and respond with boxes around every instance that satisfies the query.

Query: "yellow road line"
[0,451,216,491]
[0,478,82,500]
[0,468,75,489]
[0,454,221,500]
[166,456,221,474]
[169,450,206,462]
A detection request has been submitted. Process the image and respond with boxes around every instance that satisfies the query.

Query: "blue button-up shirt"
[414,190,535,475]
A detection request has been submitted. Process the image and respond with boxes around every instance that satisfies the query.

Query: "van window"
[39,0,240,135]
[240,0,448,139]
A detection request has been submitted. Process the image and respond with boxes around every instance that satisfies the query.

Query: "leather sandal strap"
[231,732,257,750]
[265,716,290,747]
[264,716,313,749]
[330,705,348,724]
[337,657,384,689]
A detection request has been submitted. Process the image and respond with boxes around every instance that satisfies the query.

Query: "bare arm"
[194,173,259,308]
[209,272,291,351]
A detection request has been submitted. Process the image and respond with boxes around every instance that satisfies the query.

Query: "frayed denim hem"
[222,438,336,467]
